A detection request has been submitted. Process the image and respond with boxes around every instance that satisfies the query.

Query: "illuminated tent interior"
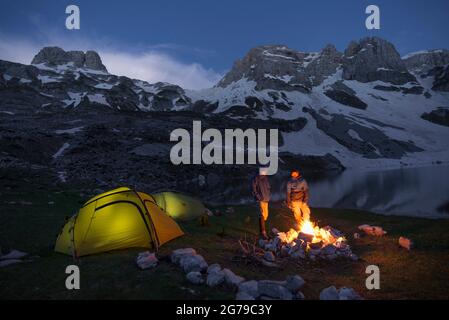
[54,187,185,257]
[152,191,208,221]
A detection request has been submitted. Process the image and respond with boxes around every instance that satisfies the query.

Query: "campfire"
[261,218,357,262]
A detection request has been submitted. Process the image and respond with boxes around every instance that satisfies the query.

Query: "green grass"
[1,184,449,300]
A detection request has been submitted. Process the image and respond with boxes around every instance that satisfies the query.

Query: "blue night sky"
[1,0,448,88]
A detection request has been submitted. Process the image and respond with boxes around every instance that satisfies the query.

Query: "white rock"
[206,270,225,287]
[236,291,255,300]
[338,287,362,300]
[223,268,245,288]
[258,280,292,300]
[0,249,28,261]
[186,271,204,285]
[180,254,208,273]
[238,280,259,298]
[285,275,305,293]
[171,248,196,264]
[136,251,158,270]
[207,263,221,274]
[319,286,340,300]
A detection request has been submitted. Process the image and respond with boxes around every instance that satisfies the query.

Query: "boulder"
[180,254,208,273]
[223,268,245,288]
[170,248,197,264]
[258,280,292,300]
[285,275,306,293]
[238,280,259,298]
[186,271,205,285]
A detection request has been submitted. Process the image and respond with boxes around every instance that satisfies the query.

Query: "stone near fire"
[285,275,305,293]
[280,245,290,257]
[223,268,245,288]
[258,239,267,248]
[264,242,277,252]
[291,250,306,260]
[319,286,340,300]
[321,244,337,256]
[171,248,197,264]
[186,271,205,285]
[258,280,293,300]
[272,228,280,235]
[263,251,276,262]
[206,270,225,287]
[325,254,338,261]
[179,254,208,273]
[238,280,259,298]
[399,237,414,250]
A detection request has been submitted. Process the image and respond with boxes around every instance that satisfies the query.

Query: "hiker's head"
[291,170,301,179]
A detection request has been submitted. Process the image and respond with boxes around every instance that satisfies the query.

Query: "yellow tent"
[55,187,184,257]
[152,191,208,221]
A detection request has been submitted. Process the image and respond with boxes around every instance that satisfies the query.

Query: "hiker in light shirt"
[286,169,310,223]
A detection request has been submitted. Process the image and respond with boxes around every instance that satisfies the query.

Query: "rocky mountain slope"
[0,37,448,198]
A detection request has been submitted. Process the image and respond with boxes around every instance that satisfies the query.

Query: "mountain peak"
[31,47,108,72]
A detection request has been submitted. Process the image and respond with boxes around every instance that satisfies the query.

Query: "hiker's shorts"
[259,201,269,221]
[291,201,310,222]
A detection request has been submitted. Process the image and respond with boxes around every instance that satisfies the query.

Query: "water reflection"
[206,165,449,219]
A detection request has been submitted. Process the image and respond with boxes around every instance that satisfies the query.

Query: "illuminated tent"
[55,187,184,257]
[152,191,208,221]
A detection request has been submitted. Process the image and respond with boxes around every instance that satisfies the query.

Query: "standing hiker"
[251,168,271,239]
[286,169,311,223]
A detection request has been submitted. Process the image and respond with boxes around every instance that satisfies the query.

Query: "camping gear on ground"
[151,191,208,221]
[55,187,184,257]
